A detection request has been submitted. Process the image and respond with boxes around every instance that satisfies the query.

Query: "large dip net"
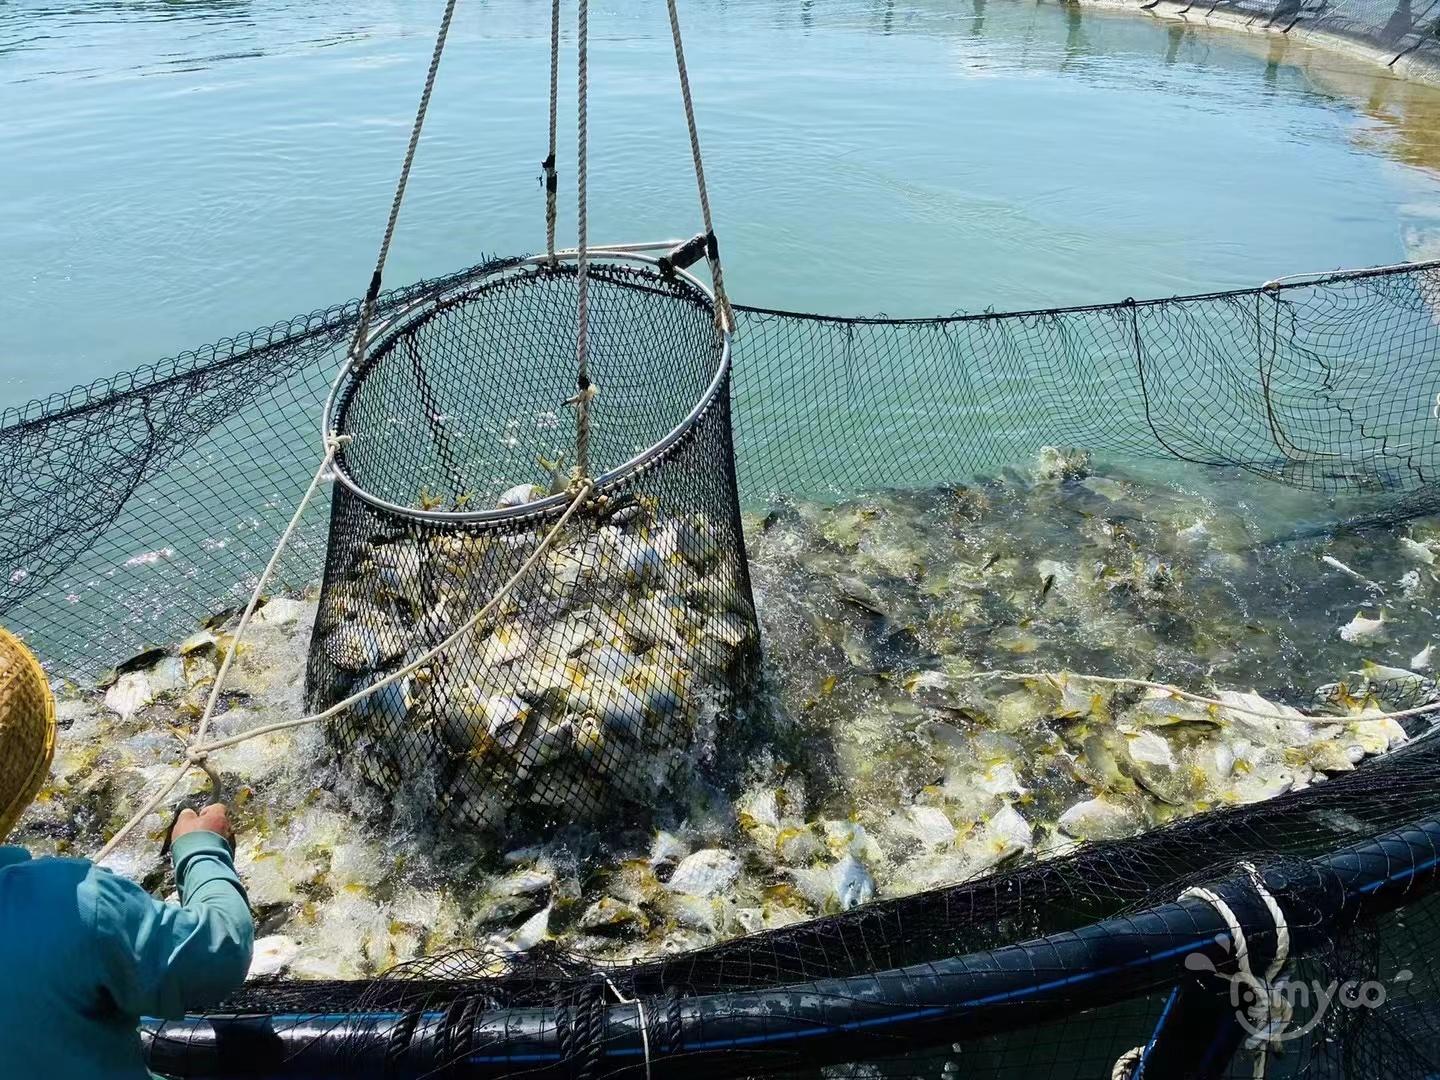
[7,1,1440,1078]
[310,257,758,834]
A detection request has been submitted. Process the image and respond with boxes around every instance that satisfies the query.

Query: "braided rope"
[1115,863,1293,1080]
[665,988,683,1056]
[348,0,460,370]
[664,0,733,334]
[1179,863,1292,1080]
[385,1005,424,1076]
[93,477,595,863]
[558,981,607,1080]
[576,982,606,1080]
[573,0,595,480]
[545,0,561,261]
[455,994,484,1073]
[436,996,468,1076]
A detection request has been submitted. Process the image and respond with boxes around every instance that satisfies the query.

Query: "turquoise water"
[4,0,1440,412]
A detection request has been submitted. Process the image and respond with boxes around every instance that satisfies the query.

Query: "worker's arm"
[86,821,253,1021]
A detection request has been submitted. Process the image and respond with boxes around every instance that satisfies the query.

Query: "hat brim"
[0,628,57,842]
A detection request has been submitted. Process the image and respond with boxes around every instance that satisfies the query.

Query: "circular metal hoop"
[323,251,733,525]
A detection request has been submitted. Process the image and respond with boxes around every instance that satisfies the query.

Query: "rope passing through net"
[93,474,596,863]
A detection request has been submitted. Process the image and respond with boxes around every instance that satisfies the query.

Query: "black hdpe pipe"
[143,815,1440,1080]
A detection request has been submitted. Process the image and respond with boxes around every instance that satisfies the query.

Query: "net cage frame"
[138,807,1440,1078]
[307,249,761,834]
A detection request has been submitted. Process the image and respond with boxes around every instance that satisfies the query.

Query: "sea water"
[3,0,1440,411]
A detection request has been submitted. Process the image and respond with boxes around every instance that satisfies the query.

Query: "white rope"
[92,438,348,863]
[348,0,460,371]
[1180,862,1291,1080]
[194,437,350,757]
[1111,1047,1144,1080]
[1261,259,1422,290]
[664,0,734,334]
[944,668,1440,727]
[545,0,561,261]
[93,476,595,865]
[571,0,596,479]
[603,975,653,1080]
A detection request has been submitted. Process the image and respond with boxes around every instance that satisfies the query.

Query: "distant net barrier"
[4,257,1440,686]
[1096,0,1440,73]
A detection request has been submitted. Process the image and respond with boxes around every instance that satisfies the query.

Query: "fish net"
[4,245,1440,1076]
[4,248,1440,1077]
[308,258,759,832]
[7,257,1439,690]
[1188,0,1440,71]
[10,0,1440,1058]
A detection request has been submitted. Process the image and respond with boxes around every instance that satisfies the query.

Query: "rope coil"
[1114,863,1291,1080]
[1178,863,1292,1080]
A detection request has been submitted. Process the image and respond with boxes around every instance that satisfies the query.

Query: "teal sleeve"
[86,831,254,1021]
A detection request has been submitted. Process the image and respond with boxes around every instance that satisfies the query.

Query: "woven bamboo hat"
[0,626,56,842]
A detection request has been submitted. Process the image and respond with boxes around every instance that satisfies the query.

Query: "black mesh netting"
[1186,0,1440,71]
[6,249,1440,1074]
[308,261,760,833]
[7,257,1440,691]
[151,735,1440,1079]
[12,0,1440,1052]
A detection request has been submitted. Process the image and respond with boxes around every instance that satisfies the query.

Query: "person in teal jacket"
[0,625,254,1078]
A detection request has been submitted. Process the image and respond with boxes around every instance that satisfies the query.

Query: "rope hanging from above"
[347,0,460,375]
[572,0,596,481]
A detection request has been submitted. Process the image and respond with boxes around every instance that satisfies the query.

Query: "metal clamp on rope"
[658,231,716,279]
[541,153,559,194]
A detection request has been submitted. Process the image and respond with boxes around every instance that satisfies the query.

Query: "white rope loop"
[1178,862,1291,1080]
[1111,1047,1144,1080]
[1114,863,1292,1080]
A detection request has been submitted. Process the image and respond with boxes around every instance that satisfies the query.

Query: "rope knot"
[566,382,598,407]
[1178,862,1291,1078]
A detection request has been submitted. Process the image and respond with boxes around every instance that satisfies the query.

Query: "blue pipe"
[143,814,1440,1079]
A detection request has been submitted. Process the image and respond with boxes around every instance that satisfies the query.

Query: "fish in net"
[308,258,761,834]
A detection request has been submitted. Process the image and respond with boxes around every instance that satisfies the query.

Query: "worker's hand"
[170,803,235,849]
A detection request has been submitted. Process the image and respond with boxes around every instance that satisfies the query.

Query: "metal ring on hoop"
[322,250,733,525]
